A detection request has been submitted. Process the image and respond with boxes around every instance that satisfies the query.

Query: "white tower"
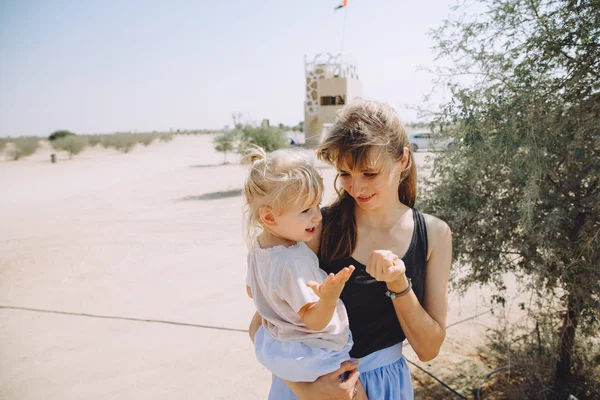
[304,53,362,147]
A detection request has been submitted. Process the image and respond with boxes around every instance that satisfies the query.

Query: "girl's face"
[337,150,406,210]
[268,197,322,244]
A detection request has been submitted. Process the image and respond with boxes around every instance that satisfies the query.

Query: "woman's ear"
[399,146,410,171]
[259,206,277,227]
[393,147,411,174]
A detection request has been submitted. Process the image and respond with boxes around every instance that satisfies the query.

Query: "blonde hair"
[316,98,416,262]
[241,146,324,246]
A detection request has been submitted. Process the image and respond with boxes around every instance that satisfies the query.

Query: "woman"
[249,99,452,399]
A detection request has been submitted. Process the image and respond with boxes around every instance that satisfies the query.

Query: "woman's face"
[337,149,406,210]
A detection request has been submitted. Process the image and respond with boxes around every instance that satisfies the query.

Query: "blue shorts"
[268,342,413,400]
[255,325,353,382]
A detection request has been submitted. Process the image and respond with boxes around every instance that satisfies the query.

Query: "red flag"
[334,0,347,11]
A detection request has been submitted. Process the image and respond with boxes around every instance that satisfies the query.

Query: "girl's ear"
[259,206,277,227]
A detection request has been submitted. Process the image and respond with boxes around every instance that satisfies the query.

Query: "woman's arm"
[389,215,452,361]
[282,362,366,400]
[367,215,452,361]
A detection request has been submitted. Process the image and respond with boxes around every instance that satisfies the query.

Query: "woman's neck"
[355,200,410,232]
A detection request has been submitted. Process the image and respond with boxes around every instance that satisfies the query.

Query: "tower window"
[320,95,346,106]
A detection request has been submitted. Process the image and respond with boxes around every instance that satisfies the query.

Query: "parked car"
[408,132,454,152]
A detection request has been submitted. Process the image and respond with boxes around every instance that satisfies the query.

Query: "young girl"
[242,146,365,399]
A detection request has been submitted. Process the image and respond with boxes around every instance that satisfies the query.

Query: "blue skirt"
[268,342,413,400]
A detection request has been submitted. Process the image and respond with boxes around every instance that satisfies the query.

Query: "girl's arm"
[298,266,354,331]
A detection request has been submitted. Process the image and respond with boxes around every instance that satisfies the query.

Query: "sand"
[0,135,527,399]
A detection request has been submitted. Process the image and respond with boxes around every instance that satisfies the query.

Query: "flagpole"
[340,5,347,73]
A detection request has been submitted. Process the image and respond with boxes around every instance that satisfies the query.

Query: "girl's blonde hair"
[316,98,416,262]
[241,146,324,246]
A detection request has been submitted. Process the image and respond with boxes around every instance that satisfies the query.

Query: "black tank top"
[319,208,428,358]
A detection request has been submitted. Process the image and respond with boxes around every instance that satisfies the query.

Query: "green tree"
[48,130,75,141]
[213,132,235,164]
[423,0,599,396]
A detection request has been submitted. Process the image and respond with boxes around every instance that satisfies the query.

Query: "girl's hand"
[366,250,406,283]
[306,266,355,303]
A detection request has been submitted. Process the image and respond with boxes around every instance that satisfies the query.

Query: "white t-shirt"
[246,239,350,352]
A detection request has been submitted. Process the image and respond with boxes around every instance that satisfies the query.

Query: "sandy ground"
[0,135,527,399]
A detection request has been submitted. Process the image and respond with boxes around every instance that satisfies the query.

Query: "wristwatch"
[384,278,412,300]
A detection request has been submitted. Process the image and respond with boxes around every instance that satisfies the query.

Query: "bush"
[48,130,75,141]
[102,133,138,153]
[478,309,600,399]
[138,133,156,147]
[8,137,39,160]
[87,135,102,147]
[52,135,89,159]
[0,138,8,154]
[159,133,173,142]
[238,125,288,153]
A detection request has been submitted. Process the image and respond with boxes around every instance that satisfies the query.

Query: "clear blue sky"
[0,0,458,137]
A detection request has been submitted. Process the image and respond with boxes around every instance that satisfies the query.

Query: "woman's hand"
[365,250,406,283]
[248,311,262,343]
[287,360,364,400]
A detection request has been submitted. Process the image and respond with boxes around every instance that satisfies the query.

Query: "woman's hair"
[316,98,416,262]
[241,146,324,246]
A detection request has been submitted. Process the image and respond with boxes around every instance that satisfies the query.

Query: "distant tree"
[422,0,599,396]
[48,130,75,141]
[213,132,236,164]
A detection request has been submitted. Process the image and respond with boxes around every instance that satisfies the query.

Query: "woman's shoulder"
[421,212,451,234]
[421,212,452,260]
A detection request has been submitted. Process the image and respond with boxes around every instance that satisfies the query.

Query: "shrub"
[8,137,39,160]
[103,133,138,153]
[238,125,288,153]
[48,130,75,141]
[52,135,89,159]
[478,308,600,399]
[87,135,102,147]
[0,138,8,154]
[159,133,174,142]
[138,133,156,147]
